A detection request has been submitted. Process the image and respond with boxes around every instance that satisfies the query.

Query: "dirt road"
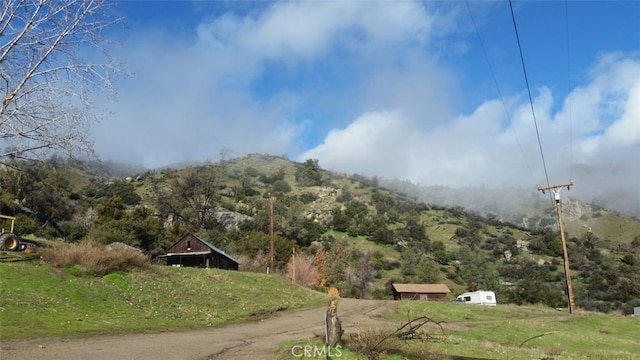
[1,298,400,360]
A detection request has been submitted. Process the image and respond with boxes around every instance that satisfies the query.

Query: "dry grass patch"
[599,325,613,334]
[545,343,564,357]
[40,240,150,276]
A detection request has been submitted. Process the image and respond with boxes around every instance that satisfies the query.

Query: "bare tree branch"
[0,0,123,164]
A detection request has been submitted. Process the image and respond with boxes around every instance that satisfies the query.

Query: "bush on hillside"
[40,240,150,276]
[272,179,292,193]
[298,191,319,204]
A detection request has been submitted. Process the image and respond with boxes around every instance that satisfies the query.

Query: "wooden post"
[537,181,576,313]
[324,299,343,346]
[269,194,275,274]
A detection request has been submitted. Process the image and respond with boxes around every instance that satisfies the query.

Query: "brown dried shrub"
[546,344,564,357]
[285,252,319,286]
[40,240,150,276]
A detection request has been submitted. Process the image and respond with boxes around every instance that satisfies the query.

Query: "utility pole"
[269,194,275,274]
[537,181,575,313]
[292,248,296,283]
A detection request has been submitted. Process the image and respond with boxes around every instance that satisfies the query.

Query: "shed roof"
[164,233,239,264]
[392,283,451,294]
[164,251,210,256]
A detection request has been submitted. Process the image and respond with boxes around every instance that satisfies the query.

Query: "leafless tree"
[151,166,221,231]
[0,0,123,163]
[285,252,319,286]
[346,251,377,299]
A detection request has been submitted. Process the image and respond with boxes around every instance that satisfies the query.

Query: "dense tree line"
[1,158,639,313]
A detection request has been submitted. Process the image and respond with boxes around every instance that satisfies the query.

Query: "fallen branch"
[519,332,556,348]
[371,311,446,351]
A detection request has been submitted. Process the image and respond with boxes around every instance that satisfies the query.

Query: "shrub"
[336,188,352,203]
[243,166,259,177]
[40,240,150,276]
[299,191,319,204]
[272,179,292,193]
[295,159,324,186]
[88,221,139,247]
[14,214,39,235]
[59,220,88,242]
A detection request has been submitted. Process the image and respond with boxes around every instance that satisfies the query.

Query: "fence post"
[324,299,343,346]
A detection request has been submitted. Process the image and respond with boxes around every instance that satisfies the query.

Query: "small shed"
[392,283,451,301]
[161,233,239,271]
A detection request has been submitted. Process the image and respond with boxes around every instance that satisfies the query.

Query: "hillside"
[1,155,639,314]
[382,179,640,245]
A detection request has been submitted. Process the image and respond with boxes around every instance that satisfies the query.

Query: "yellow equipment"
[0,214,21,251]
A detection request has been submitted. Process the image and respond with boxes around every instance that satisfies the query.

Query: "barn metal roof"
[193,234,239,264]
[163,233,239,264]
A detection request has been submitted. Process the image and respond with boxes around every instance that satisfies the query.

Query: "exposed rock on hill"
[215,211,252,231]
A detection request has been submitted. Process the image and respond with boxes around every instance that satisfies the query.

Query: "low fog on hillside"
[383,177,639,220]
[97,155,639,219]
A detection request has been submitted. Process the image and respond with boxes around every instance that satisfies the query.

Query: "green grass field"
[386,302,639,359]
[0,261,327,339]
[2,261,639,360]
[273,301,639,360]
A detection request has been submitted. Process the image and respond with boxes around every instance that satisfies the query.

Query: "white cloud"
[93,0,455,168]
[298,110,419,177]
[90,1,639,214]
[300,54,640,206]
[197,1,440,60]
[604,82,640,147]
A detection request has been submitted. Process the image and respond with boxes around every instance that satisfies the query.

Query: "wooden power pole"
[269,194,275,274]
[537,181,576,313]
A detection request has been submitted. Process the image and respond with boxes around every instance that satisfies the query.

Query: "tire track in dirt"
[1,298,400,360]
[201,298,400,360]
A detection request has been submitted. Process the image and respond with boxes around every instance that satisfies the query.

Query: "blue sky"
[92,0,640,213]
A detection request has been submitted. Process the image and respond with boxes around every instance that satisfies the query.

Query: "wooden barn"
[161,233,239,271]
[392,283,451,301]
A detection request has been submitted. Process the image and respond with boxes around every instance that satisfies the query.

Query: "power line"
[508,0,552,195]
[564,0,574,181]
[509,1,576,313]
[464,1,535,180]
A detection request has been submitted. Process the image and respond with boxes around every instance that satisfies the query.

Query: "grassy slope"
[391,301,640,360]
[565,210,640,246]
[274,302,640,360]
[0,261,328,339]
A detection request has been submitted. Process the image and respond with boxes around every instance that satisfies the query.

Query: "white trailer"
[455,290,497,306]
